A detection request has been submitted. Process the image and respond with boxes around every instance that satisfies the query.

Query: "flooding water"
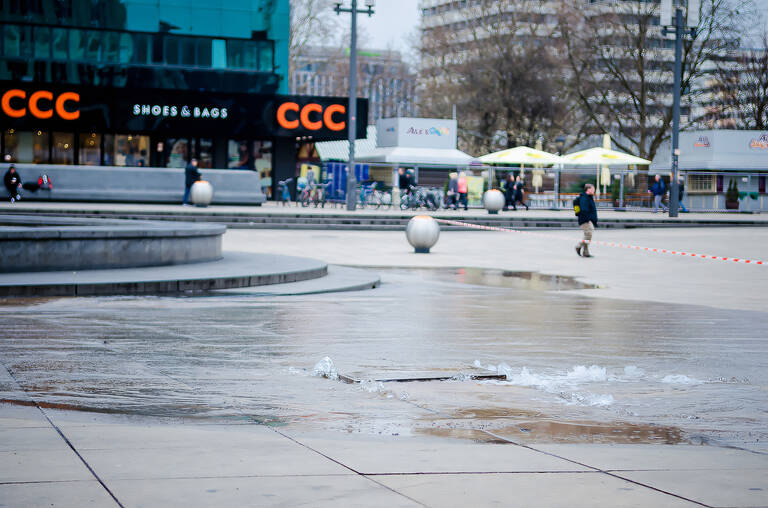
[0,267,766,448]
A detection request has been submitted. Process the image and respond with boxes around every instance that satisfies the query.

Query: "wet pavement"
[1,267,766,450]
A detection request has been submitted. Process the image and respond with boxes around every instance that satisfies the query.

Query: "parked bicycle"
[399,185,441,211]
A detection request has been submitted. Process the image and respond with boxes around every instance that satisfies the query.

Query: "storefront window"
[102,31,120,63]
[118,33,133,63]
[3,25,32,58]
[198,139,214,168]
[165,138,189,168]
[52,28,68,59]
[104,134,115,165]
[131,33,150,64]
[197,39,212,67]
[33,26,50,59]
[69,29,86,60]
[52,132,74,164]
[228,140,253,169]
[79,133,101,166]
[253,141,272,174]
[227,40,258,69]
[179,37,196,66]
[85,30,102,61]
[113,134,149,166]
[3,130,49,163]
[164,37,179,65]
[258,44,273,72]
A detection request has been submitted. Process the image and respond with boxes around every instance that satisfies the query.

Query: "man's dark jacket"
[398,172,410,190]
[577,192,598,226]
[4,169,21,192]
[185,163,201,187]
[649,179,666,196]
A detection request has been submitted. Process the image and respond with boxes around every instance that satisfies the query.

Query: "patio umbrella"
[479,146,563,165]
[563,147,651,199]
[480,146,562,189]
[561,147,651,166]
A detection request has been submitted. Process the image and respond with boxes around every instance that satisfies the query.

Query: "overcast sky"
[348,0,421,53]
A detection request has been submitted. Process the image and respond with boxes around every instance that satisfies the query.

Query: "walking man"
[183,158,201,206]
[457,171,468,211]
[575,183,598,258]
[648,174,668,213]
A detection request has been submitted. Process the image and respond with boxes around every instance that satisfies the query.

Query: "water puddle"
[418,418,685,445]
[384,267,598,291]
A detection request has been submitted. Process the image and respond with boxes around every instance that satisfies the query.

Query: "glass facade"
[1,24,274,72]
[0,0,289,94]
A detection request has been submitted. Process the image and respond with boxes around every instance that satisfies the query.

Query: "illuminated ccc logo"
[276,102,345,131]
[1,89,80,120]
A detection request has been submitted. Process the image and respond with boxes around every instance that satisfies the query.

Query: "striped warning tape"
[433,218,765,266]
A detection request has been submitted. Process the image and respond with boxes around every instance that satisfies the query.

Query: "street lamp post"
[335,0,375,211]
[554,135,565,210]
[662,0,697,217]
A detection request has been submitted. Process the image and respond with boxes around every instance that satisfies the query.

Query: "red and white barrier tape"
[434,218,765,266]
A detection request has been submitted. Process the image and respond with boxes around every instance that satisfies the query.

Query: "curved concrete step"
[214,265,380,296]
[0,252,327,297]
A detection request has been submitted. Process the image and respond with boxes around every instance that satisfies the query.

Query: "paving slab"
[616,468,768,507]
[376,472,698,508]
[0,448,93,483]
[0,480,118,508]
[66,424,352,480]
[0,426,71,452]
[107,475,421,508]
[0,403,49,429]
[284,433,588,474]
[533,443,768,471]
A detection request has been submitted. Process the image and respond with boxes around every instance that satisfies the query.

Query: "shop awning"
[315,125,378,162]
[355,146,476,165]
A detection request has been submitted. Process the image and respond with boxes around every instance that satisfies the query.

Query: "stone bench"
[2,163,266,205]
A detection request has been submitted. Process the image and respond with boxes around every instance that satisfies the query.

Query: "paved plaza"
[1,205,767,507]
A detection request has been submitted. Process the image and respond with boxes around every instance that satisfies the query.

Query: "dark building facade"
[0,0,364,200]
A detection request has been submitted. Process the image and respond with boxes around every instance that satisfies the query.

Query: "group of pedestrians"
[648,174,688,213]
[502,174,528,211]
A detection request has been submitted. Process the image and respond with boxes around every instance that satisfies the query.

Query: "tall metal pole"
[669,6,683,217]
[346,0,358,211]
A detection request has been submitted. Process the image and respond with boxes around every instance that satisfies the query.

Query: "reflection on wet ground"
[0,267,766,447]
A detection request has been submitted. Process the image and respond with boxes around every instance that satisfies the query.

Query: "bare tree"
[289,0,341,75]
[418,0,585,155]
[708,32,768,129]
[558,0,754,161]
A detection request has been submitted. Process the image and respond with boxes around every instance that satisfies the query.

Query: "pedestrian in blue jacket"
[648,174,668,213]
[575,183,598,258]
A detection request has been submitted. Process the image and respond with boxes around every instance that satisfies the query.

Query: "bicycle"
[298,183,312,207]
[359,182,378,209]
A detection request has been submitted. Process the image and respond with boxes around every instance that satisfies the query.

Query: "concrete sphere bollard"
[483,189,505,214]
[406,215,440,253]
[190,180,214,207]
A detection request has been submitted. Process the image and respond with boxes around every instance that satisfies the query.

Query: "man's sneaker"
[575,244,582,257]
[9,197,14,204]
[582,253,593,258]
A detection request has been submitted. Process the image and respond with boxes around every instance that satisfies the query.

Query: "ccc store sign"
[1,89,80,120]
[276,102,345,132]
